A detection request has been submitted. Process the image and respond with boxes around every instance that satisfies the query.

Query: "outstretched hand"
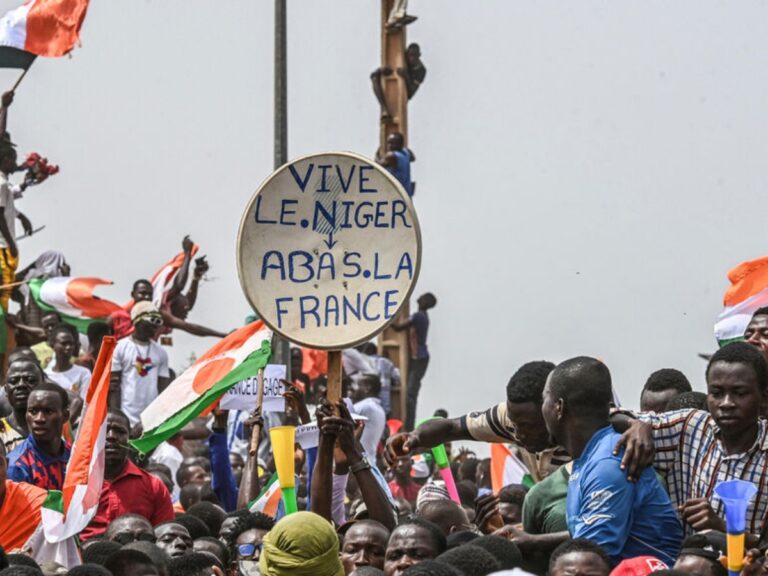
[385,432,420,464]
[612,419,655,481]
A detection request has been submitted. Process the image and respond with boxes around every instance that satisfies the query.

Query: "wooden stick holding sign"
[326,350,343,408]
[236,368,265,509]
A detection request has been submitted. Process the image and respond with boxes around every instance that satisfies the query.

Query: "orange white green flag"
[0,0,91,67]
[249,472,283,518]
[149,243,198,308]
[29,277,122,333]
[715,256,768,346]
[490,443,535,493]
[131,321,272,455]
[34,336,116,567]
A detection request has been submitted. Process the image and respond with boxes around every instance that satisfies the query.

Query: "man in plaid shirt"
[616,342,768,546]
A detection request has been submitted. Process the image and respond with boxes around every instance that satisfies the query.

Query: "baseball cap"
[610,556,668,576]
[131,301,162,325]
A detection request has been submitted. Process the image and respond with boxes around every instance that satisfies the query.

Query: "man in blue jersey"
[541,356,683,566]
[380,132,415,196]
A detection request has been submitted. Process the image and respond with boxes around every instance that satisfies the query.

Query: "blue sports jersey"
[566,425,683,565]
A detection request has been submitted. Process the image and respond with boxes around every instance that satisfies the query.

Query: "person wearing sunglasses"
[1,358,44,452]
[225,512,274,576]
[105,513,157,546]
[109,301,170,435]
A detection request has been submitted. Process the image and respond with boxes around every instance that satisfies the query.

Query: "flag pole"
[11,63,32,92]
[237,368,265,507]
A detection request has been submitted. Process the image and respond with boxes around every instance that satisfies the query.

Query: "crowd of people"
[1,246,768,576]
[0,50,765,576]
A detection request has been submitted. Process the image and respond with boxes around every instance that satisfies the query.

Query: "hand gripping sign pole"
[714,480,757,576]
[237,151,421,513]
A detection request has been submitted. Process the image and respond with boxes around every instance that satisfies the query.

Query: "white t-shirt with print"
[45,362,92,398]
[112,337,169,426]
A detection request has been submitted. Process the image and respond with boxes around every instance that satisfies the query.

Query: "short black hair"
[5,555,38,570]
[225,511,275,548]
[455,480,478,507]
[107,409,131,430]
[417,500,469,536]
[0,567,42,576]
[186,502,226,537]
[82,540,122,566]
[550,539,611,573]
[359,374,382,396]
[168,552,220,576]
[666,391,708,411]
[678,534,727,576]
[50,323,76,343]
[353,568,385,576]
[418,292,437,309]
[458,459,479,482]
[402,560,462,575]
[435,544,501,576]
[87,321,111,343]
[132,279,152,292]
[643,368,692,394]
[29,381,69,410]
[391,518,446,556]
[707,341,768,391]
[174,514,210,540]
[65,565,113,576]
[103,549,155,576]
[122,540,171,571]
[548,357,612,420]
[469,535,523,570]
[506,361,555,405]
[445,531,479,549]
[751,306,768,320]
[0,547,6,571]
[193,536,230,567]
[498,484,527,506]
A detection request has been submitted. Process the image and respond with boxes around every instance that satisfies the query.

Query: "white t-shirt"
[0,172,16,249]
[112,337,170,426]
[353,396,386,462]
[45,362,92,398]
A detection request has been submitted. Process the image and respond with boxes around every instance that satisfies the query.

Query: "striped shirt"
[639,409,768,535]
[460,401,571,481]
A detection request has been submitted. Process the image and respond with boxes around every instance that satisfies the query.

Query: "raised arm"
[386,416,468,461]
[0,91,13,137]
[184,256,208,311]
[334,401,396,531]
[160,309,228,338]
[167,235,194,302]
[311,402,336,523]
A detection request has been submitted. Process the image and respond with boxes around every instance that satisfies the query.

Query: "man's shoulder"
[6,436,32,464]
[150,341,169,360]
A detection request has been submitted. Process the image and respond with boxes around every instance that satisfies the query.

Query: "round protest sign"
[237,151,421,349]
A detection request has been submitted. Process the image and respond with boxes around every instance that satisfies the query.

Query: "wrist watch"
[349,457,371,474]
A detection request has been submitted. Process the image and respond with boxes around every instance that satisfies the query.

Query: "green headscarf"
[258,512,344,576]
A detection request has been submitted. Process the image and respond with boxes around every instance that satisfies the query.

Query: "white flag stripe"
[140,327,272,431]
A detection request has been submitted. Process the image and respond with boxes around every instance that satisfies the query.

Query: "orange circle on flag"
[192,357,237,394]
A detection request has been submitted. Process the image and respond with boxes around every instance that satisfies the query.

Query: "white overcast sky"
[3,1,767,427]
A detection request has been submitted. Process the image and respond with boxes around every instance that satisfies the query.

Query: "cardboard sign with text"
[220,364,287,412]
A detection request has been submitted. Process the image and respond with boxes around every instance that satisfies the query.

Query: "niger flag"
[0,0,90,68]
[131,321,272,455]
[714,256,768,346]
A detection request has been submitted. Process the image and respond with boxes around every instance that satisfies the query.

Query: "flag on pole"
[131,321,273,455]
[40,335,115,543]
[0,0,90,68]
[149,244,198,308]
[715,256,768,347]
[249,472,283,518]
[490,443,535,492]
[29,276,122,334]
